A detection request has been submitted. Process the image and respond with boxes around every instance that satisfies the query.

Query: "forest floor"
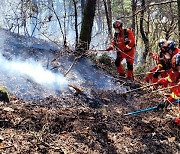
[0,53,180,154]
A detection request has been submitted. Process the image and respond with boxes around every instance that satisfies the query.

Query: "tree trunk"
[177,0,180,46]
[81,0,85,15]
[77,0,97,51]
[72,0,78,48]
[140,0,149,64]
[131,0,136,34]
[103,0,112,39]
[63,0,67,47]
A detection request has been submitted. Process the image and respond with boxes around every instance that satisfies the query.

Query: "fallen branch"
[121,83,180,95]
[68,83,83,94]
[0,145,14,150]
[134,70,165,76]
[64,52,87,77]
[121,83,157,94]
[64,56,80,77]
[151,84,180,93]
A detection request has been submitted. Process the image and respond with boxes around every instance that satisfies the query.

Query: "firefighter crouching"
[106,19,135,80]
[157,53,180,126]
[145,40,178,83]
[145,39,167,83]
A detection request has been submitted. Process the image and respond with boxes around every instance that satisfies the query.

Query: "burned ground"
[0,80,179,153]
[0,29,179,153]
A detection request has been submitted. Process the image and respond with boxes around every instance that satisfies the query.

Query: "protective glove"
[157,101,169,110]
[158,78,168,87]
[149,52,153,57]
[149,52,159,60]
[175,118,180,126]
[153,69,160,78]
[124,38,130,45]
[106,46,113,51]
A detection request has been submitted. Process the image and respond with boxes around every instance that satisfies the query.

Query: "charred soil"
[0,54,180,154]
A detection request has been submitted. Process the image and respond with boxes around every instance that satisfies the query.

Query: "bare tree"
[72,0,78,48]
[177,0,180,46]
[140,0,149,64]
[77,0,97,51]
[103,0,112,39]
[81,0,85,15]
[63,0,67,47]
[20,0,29,36]
[131,0,136,34]
[43,1,67,47]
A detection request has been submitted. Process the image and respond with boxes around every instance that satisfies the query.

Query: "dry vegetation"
[0,58,179,154]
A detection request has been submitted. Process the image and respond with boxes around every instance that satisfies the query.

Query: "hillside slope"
[0,29,179,153]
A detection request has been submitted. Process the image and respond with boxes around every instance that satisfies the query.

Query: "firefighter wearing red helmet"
[106,19,135,80]
[146,40,180,83]
[161,40,180,60]
[157,53,180,126]
[145,39,169,83]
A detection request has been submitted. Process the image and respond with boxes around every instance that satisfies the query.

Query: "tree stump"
[0,86,10,102]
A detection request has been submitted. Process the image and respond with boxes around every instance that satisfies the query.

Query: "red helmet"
[113,20,123,29]
[161,40,176,53]
[158,39,166,48]
[171,53,180,68]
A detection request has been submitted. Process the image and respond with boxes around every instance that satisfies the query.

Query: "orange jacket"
[172,48,180,56]
[149,52,163,70]
[159,69,180,97]
[108,29,135,52]
[150,48,180,71]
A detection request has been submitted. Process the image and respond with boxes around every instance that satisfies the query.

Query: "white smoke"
[0,53,68,90]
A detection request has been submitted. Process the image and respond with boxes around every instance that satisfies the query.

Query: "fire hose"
[124,100,180,116]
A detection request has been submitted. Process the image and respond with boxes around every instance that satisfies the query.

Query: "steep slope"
[0,29,179,154]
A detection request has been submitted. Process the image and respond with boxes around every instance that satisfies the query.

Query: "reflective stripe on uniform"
[126,45,132,50]
[171,92,180,99]
[158,64,163,67]
[110,45,114,49]
[167,76,172,82]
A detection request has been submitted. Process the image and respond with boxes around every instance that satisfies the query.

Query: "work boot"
[145,76,150,83]
[127,75,133,80]
[127,70,133,80]
[157,101,169,110]
[119,73,125,77]
[118,73,126,80]
[175,118,180,126]
[117,65,125,75]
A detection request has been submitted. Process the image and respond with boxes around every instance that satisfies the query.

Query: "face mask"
[164,53,171,59]
[115,29,120,33]
[114,28,121,33]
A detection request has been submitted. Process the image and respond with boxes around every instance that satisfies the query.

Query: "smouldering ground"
[0,85,179,153]
[0,29,179,153]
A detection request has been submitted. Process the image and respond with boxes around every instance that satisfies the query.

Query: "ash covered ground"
[0,29,179,154]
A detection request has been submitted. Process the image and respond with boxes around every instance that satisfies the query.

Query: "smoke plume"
[0,53,68,91]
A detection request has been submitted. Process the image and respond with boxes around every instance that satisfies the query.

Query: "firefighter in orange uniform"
[145,40,180,84]
[145,39,167,83]
[157,53,180,126]
[106,19,135,80]
[161,40,180,58]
